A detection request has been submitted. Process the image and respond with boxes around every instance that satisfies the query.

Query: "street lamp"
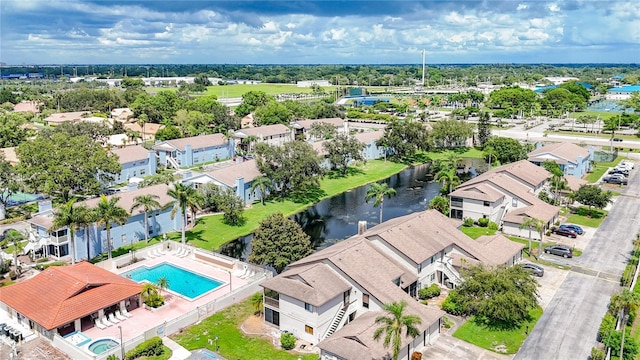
[214,335,219,351]
[118,325,125,360]
[228,270,232,292]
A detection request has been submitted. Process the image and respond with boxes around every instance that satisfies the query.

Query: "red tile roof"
[0,262,141,330]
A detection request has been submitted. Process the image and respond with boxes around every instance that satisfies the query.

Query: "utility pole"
[421,49,426,87]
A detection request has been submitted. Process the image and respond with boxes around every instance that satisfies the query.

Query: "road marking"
[570,265,621,283]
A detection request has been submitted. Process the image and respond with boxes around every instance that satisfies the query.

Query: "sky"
[1,0,639,65]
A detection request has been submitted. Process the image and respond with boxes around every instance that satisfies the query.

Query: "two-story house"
[233,124,292,153]
[153,133,234,169]
[527,142,594,179]
[110,145,157,185]
[290,118,348,141]
[182,159,264,204]
[354,130,386,160]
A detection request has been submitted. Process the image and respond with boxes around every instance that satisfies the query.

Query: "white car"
[619,160,634,170]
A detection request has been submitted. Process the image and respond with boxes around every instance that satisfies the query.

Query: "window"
[512,198,518,207]
[483,201,490,207]
[265,308,280,326]
[305,325,313,335]
[140,169,146,175]
[304,303,314,312]
[133,171,137,177]
[121,234,126,243]
[362,294,369,308]
[430,273,436,282]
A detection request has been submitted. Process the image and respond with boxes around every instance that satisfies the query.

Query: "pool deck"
[82,251,251,342]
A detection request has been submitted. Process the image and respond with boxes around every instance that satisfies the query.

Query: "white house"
[233,124,292,153]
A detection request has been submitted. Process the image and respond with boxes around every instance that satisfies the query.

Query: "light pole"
[214,335,219,351]
[228,270,232,291]
[118,325,124,360]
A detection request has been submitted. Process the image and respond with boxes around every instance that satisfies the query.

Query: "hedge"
[125,337,164,360]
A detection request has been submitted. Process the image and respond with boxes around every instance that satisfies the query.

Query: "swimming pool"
[88,338,119,354]
[121,262,223,300]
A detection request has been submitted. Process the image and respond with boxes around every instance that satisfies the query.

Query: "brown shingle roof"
[13,101,40,113]
[261,263,351,307]
[153,133,227,152]
[475,234,525,264]
[449,183,504,202]
[44,111,88,125]
[564,175,588,191]
[123,122,165,135]
[233,124,290,138]
[528,142,590,165]
[205,159,262,187]
[80,183,174,214]
[461,160,550,189]
[353,130,384,144]
[503,204,559,224]
[0,262,141,330]
[111,145,150,164]
[291,118,345,130]
[0,147,18,164]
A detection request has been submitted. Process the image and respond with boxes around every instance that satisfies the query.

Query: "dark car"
[544,245,573,258]
[520,263,545,277]
[559,224,584,235]
[613,137,623,142]
[603,175,628,185]
[553,227,578,238]
[609,169,629,176]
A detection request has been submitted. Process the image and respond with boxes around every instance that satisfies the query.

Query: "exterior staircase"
[322,308,346,340]
[440,260,463,287]
[166,156,180,169]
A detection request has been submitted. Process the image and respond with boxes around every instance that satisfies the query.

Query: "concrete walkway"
[163,337,191,360]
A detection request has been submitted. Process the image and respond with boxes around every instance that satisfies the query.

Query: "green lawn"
[453,307,543,354]
[172,296,317,360]
[205,84,334,98]
[506,236,582,257]
[425,148,485,161]
[566,210,608,228]
[569,111,620,121]
[584,156,624,183]
[182,160,407,250]
[461,226,496,239]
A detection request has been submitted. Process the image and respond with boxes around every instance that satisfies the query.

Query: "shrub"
[477,218,489,227]
[463,217,474,227]
[419,284,441,300]
[598,312,615,341]
[590,347,605,360]
[8,271,16,280]
[441,292,466,316]
[280,332,296,350]
[622,264,635,287]
[488,221,498,230]
[125,337,164,360]
[442,316,454,329]
[603,330,639,360]
[411,351,422,360]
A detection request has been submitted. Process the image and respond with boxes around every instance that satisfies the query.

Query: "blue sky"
[1,0,638,64]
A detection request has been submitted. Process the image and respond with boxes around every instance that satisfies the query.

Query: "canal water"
[219,159,486,260]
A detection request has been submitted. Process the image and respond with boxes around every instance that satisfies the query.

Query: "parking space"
[528,262,569,309]
[546,224,596,251]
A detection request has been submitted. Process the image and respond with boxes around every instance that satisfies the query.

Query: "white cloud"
[517,4,529,11]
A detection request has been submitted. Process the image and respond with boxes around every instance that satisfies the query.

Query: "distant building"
[297,80,331,88]
[233,124,292,153]
[528,142,594,179]
[153,133,234,169]
[290,118,348,140]
[13,101,40,113]
[123,122,165,141]
[606,85,640,100]
[110,108,133,122]
[182,159,264,204]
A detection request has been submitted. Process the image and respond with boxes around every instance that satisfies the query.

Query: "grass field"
[566,210,608,228]
[569,111,620,121]
[205,84,335,98]
[172,296,317,360]
[584,156,623,183]
[453,307,543,354]
[461,226,496,239]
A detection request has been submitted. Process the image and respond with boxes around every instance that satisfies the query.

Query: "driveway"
[516,165,640,360]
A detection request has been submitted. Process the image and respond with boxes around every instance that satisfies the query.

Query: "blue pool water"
[88,338,119,354]
[122,262,223,300]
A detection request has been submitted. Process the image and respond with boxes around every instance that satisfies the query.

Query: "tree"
[431,119,474,148]
[0,155,18,220]
[484,137,526,164]
[620,91,640,113]
[250,176,273,205]
[477,111,492,147]
[253,101,293,126]
[16,133,121,202]
[377,120,431,160]
[429,196,450,215]
[167,183,198,244]
[130,194,161,243]
[323,134,366,175]
[5,229,26,275]
[572,185,613,210]
[0,112,30,148]
[95,195,129,260]
[373,300,422,360]
[250,292,264,317]
[482,145,498,171]
[542,160,566,204]
[51,199,82,264]
[365,182,397,224]
[611,289,640,360]
[234,91,273,118]
[309,122,338,140]
[75,204,95,261]
[155,125,183,141]
[436,167,460,195]
[248,213,313,273]
[156,276,169,296]
[220,190,245,226]
[519,217,545,257]
[447,264,539,328]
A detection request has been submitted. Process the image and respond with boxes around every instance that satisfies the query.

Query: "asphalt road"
[515,167,640,359]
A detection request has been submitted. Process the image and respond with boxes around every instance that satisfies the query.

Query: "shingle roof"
[111,145,150,164]
[502,203,559,224]
[261,263,351,307]
[449,183,504,202]
[475,234,525,264]
[152,133,227,152]
[461,160,550,189]
[80,183,174,214]
[0,147,18,164]
[528,142,590,165]
[0,262,141,330]
[205,159,262,187]
[44,111,88,124]
[233,124,291,138]
[353,130,384,144]
[564,175,588,192]
[291,118,345,130]
[123,122,165,135]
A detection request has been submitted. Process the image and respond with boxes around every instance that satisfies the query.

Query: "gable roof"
[475,234,526,264]
[81,183,174,214]
[111,145,150,164]
[502,203,559,224]
[449,183,504,202]
[44,111,88,125]
[462,160,550,189]
[233,124,290,138]
[564,175,588,192]
[123,122,165,135]
[528,142,590,165]
[152,133,227,152]
[13,101,40,113]
[291,118,345,130]
[205,159,262,187]
[353,130,384,145]
[0,147,18,164]
[0,262,141,330]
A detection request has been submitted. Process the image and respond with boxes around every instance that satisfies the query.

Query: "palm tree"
[428,196,450,215]
[250,176,274,205]
[95,195,130,260]
[75,205,95,261]
[187,192,203,227]
[611,289,640,359]
[51,199,81,264]
[250,292,264,317]
[365,182,397,224]
[436,168,460,195]
[483,145,497,171]
[5,229,26,275]
[156,276,169,296]
[130,194,161,243]
[373,300,422,360]
[442,151,462,171]
[167,183,198,245]
[520,217,545,258]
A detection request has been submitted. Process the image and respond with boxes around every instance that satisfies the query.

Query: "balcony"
[264,296,279,309]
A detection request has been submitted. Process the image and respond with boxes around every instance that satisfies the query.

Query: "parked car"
[609,169,629,176]
[559,224,584,235]
[553,227,578,238]
[544,245,573,258]
[603,174,628,185]
[613,137,623,142]
[620,160,635,170]
[520,263,545,277]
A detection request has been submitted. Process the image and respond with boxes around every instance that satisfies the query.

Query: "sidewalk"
[163,336,191,360]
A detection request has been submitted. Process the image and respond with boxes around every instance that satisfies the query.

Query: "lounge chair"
[147,250,156,259]
[115,310,127,321]
[178,249,190,258]
[107,313,120,324]
[241,270,254,279]
[94,319,107,330]
[232,265,248,277]
[157,247,166,256]
[121,308,132,318]
[100,317,113,327]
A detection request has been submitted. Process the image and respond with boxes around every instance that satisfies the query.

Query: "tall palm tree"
[250,292,264,317]
[483,145,497,171]
[5,229,26,275]
[187,192,203,227]
[167,183,198,245]
[611,289,640,359]
[519,217,544,257]
[156,276,169,296]
[75,205,95,261]
[51,199,81,264]
[130,194,161,243]
[442,151,462,171]
[436,168,460,195]
[365,182,397,224]
[250,176,274,205]
[373,300,422,360]
[95,195,130,260]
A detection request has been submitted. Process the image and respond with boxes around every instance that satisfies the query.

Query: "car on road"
[553,227,578,238]
[544,245,573,258]
[603,174,628,185]
[559,224,584,235]
[520,263,545,277]
[613,137,623,142]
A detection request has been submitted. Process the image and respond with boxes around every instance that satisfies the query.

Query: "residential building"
[182,159,264,204]
[354,130,386,160]
[261,210,524,359]
[43,111,88,126]
[110,107,133,122]
[123,122,165,141]
[449,160,560,240]
[528,142,594,179]
[0,146,18,165]
[12,101,40,113]
[0,261,141,338]
[153,133,233,169]
[26,184,180,261]
[110,145,157,184]
[233,124,292,153]
[291,118,348,141]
